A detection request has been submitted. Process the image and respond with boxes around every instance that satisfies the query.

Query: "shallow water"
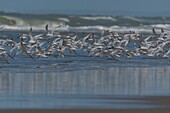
[0,55,170,109]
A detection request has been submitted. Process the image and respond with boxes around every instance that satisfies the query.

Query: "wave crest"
[80,16,117,21]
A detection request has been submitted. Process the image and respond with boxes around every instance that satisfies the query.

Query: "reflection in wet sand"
[0,66,170,96]
[0,66,170,109]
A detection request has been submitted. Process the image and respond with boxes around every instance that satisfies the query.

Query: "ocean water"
[1,12,170,33]
[0,12,170,109]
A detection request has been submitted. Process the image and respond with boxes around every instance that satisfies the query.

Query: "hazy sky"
[0,0,170,16]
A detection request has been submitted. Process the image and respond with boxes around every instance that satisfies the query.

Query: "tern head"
[29,27,33,36]
[161,28,164,33]
[152,28,157,35]
[45,24,49,32]
[30,27,32,32]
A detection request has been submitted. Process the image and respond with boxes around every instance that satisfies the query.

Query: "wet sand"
[1,66,170,110]
[0,109,170,113]
[0,41,170,111]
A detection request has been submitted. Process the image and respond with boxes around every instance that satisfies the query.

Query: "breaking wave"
[79,16,117,21]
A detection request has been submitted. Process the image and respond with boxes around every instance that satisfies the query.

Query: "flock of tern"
[0,25,170,63]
